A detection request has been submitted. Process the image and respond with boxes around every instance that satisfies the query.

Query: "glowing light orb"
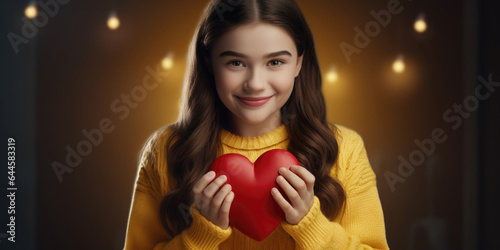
[414,14,427,33]
[107,14,120,30]
[25,3,38,19]
[161,56,174,70]
[392,56,405,74]
[326,65,338,83]
[326,71,338,83]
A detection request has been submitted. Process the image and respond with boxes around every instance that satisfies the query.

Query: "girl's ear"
[294,53,304,78]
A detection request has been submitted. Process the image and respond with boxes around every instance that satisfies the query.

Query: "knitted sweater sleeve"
[124,128,232,250]
[281,127,390,250]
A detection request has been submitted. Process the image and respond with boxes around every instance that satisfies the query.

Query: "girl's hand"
[271,165,315,225]
[192,171,235,229]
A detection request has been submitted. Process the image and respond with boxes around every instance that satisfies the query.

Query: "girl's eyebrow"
[218,50,292,59]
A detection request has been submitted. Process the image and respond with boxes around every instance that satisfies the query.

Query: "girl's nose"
[244,67,266,92]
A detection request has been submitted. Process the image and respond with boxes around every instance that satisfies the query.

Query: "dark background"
[1,0,499,249]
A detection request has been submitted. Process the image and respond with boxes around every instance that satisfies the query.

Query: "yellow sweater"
[124,123,390,249]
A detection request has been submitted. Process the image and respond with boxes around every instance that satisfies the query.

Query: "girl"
[125,0,389,249]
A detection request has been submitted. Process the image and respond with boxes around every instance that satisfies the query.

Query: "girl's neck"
[229,114,283,138]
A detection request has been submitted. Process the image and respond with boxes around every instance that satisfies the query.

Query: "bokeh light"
[392,55,405,74]
[161,52,174,70]
[107,13,120,30]
[24,2,38,19]
[326,65,338,83]
[414,13,427,33]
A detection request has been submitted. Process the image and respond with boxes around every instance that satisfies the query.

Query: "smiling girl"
[124,0,389,249]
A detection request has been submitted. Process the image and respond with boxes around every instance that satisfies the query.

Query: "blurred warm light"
[392,55,405,74]
[326,65,338,83]
[107,12,120,30]
[25,2,38,19]
[162,52,175,70]
[414,13,427,33]
[383,56,418,97]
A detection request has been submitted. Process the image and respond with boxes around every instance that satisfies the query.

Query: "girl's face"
[211,22,303,135]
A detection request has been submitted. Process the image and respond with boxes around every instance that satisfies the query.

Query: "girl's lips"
[236,95,273,107]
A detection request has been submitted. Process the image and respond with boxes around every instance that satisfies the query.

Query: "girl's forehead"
[211,23,297,58]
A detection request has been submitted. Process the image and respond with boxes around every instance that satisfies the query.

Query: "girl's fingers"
[279,167,308,197]
[203,175,227,198]
[191,172,233,229]
[207,184,231,218]
[276,175,301,205]
[271,187,294,216]
[212,184,232,206]
[193,173,227,212]
[193,171,217,210]
[220,191,234,218]
[193,171,216,194]
[218,191,234,229]
[290,165,316,192]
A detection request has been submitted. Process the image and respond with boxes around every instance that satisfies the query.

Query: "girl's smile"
[235,95,274,108]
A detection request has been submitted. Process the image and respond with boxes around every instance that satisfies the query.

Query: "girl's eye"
[227,61,244,67]
[269,60,285,67]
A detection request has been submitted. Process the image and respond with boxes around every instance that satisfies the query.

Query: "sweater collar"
[220,123,289,150]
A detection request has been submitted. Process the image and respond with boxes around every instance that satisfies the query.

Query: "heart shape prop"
[208,149,300,241]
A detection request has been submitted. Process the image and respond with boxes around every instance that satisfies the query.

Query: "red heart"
[208,149,300,241]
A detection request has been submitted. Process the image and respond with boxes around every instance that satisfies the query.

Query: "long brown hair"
[159,0,345,236]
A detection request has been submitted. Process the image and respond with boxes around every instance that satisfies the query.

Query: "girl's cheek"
[225,73,245,88]
[269,73,295,93]
[215,68,244,89]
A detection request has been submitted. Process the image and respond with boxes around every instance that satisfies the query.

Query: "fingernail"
[279,167,285,173]
[220,175,227,180]
[207,171,215,178]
